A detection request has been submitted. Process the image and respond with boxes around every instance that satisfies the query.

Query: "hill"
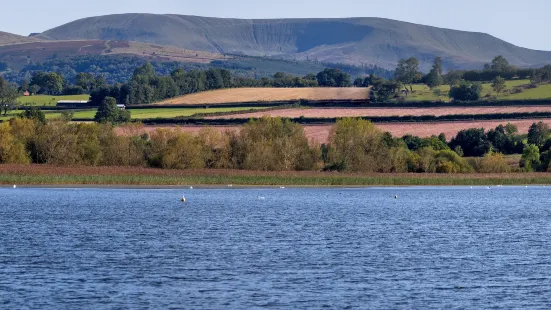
[0,31,42,46]
[0,40,226,70]
[154,88,370,105]
[34,14,551,70]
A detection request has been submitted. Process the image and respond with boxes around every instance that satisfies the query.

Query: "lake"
[1,187,551,309]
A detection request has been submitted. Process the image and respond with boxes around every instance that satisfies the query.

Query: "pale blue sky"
[2,0,550,50]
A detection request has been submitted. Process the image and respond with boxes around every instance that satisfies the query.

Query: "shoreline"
[2,165,551,187]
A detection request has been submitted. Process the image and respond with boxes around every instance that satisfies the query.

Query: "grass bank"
[2,165,551,186]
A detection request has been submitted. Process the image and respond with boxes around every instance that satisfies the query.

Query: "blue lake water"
[1,186,551,309]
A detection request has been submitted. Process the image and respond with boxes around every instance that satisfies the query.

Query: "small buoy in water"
[181,196,186,203]
[228,184,233,187]
[189,186,193,190]
[394,195,398,199]
[280,186,285,189]
[258,196,265,200]
[13,185,16,189]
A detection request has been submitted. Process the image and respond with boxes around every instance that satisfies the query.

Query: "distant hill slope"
[35,14,551,70]
[0,39,226,70]
[0,31,42,46]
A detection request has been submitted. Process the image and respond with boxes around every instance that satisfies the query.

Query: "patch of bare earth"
[155,88,370,105]
[120,119,551,144]
[206,106,551,119]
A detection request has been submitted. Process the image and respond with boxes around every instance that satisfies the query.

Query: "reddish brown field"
[121,119,551,143]
[206,106,551,119]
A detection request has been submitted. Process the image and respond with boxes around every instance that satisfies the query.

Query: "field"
[205,106,551,119]
[0,106,272,121]
[131,119,551,143]
[17,95,90,106]
[3,164,551,186]
[155,88,370,105]
[407,80,551,101]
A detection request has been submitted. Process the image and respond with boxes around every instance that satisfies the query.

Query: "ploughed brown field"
[205,106,551,119]
[155,88,370,105]
[117,119,551,143]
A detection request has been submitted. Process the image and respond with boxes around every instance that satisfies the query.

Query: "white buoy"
[13,185,16,189]
[228,184,233,187]
[280,186,285,189]
[190,186,193,190]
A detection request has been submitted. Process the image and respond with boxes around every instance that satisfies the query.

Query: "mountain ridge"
[32,13,551,70]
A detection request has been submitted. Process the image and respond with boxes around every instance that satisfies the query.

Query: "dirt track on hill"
[205,106,551,119]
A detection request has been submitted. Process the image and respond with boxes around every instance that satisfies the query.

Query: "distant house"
[117,104,126,110]
[56,100,91,108]
[23,91,30,96]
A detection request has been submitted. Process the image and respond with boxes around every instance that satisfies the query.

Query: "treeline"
[366,55,551,102]
[2,115,551,173]
[2,53,393,85]
[89,65,353,106]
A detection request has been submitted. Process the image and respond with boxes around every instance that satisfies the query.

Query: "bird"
[189,186,193,190]
[394,195,398,199]
[181,196,186,203]
[13,185,16,189]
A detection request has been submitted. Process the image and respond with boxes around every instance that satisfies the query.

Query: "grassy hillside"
[406,80,551,102]
[35,14,551,70]
[156,88,370,105]
[0,31,42,46]
[0,40,225,71]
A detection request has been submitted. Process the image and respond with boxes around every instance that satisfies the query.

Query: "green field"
[407,80,551,101]
[0,106,271,121]
[17,95,90,106]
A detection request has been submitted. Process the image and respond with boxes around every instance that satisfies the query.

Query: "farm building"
[56,100,91,108]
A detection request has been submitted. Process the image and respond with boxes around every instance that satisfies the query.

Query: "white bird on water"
[181,195,186,203]
[13,185,16,189]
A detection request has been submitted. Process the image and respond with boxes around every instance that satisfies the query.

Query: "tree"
[527,122,550,148]
[316,69,351,87]
[0,77,19,116]
[490,55,511,72]
[94,96,130,124]
[521,144,541,171]
[426,57,444,88]
[491,76,506,95]
[395,57,419,92]
[448,81,482,101]
[449,128,491,157]
[20,107,46,123]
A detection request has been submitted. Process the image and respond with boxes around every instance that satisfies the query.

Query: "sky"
[2,0,551,50]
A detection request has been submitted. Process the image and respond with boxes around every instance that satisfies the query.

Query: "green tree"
[94,96,130,124]
[450,128,491,157]
[491,76,506,95]
[20,107,46,123]
[395,57,420,92]
[527,121,550,148]
[521,144,541,171]
[0,77,19,116]
[490,55,511,72]
[448,80,482,101]
[426,57,444,88]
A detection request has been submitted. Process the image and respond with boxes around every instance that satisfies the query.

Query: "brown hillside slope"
[155,88,370,105]
[0,40,225,70]
[0,31,42,46]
